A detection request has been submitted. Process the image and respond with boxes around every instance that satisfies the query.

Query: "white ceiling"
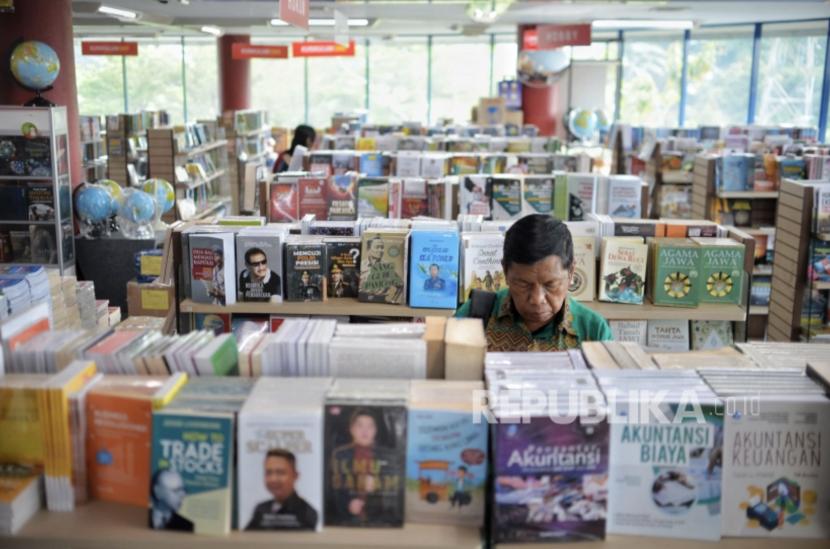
[72,0,830,39]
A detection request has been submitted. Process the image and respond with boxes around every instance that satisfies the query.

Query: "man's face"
[350,414,377,447]
[429,265,439,279]
[332,271,342,283]
[248,252,268,281]
[368,240,384,260]
[213,252,223,267]
[264,456,297,502]
[156,471,186,512]
[505,255,572,331]
[301,272,310,284]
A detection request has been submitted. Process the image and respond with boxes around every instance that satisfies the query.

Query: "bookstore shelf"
[583,300,747,321]
[749,305,769,315]
[179,139,229,159]
[715,191,779,199]
[180,298,456,318]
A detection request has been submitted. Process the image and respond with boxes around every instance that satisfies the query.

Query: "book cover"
[692,238,745,305]
[189,233,236,306]
[327,175,357,221]
[26,185,55,222]
[309,152,333,177]
[523,176,553,215]
[421,155,448,179]
[779,157,805,182]
[646,319,690,351]
[298,177,328,221]
[401,179,429,219]
[358,230,407,305]
[236,233,282,303]
[269,182,299,223]
[607,176,641,218]
[651,239,700,308]
[332,152,354,176]
[599,238,648,304]
[490,176,523,221]
[284,241,326,302]
[814,184,830,235]
[493,417,610,543]
[449,155,479,175]
[460,176,491,218]
[360,153,383,177]
[609,320,647,345]
[461,233,505,301]
[691,320,733,350]
[570,235,596,302]
[719,155,753,192]
[607,401,723,540]
[408,230,460,309]
[388,179,402,219]
[325,237,361,299]
[396,152,421,178]
[357,178,389,218]
[150,410,234,535]
[193,313,231,335]
[324,403,407,527]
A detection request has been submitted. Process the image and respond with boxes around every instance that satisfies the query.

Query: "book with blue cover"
[149,410,234,536]
[360,153,383,177]
[719,155,753,192]
[408,229,459,309]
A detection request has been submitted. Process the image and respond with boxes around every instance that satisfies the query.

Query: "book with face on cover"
[284,238,326,302]
[236,231,282,303]
[408,229,460,309]
[324,237,360,299]
[358,229,408,305]
[188,232,237,306]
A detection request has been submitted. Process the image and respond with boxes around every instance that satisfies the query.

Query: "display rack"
[107,111,167,187]
[180,298,456,318]
[0,106,75,274]
[147,122,231,222]
[79,114,107,183]
[645,142,694,219]
[221,109,272,215]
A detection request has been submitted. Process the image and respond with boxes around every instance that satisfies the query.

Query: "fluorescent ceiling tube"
[269,18,370,27]
[201,25,222,36]
[98,5,138,19]
[592,19,694,30]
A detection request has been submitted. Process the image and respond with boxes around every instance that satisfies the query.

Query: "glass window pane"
[756,22,826,129]
[369,38,428,124]
[492,37,518,94]
[307,41,367,131]
[431,37,490,124]
[685,28,754,127]
[184,38,219,123]
[74,38,125,116]
[125,39,185,124]
[251,40,305,129]
[620,32,684,127]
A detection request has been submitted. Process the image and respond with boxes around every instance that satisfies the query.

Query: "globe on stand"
[9,40,60,107]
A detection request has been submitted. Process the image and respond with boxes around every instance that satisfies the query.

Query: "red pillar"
[218,35,251,113]
[522,84,560,137]
[0,0,82,187]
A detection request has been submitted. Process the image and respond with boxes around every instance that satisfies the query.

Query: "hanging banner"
[536,24,592,50]
[232,43,288,59]
[279,0,309,30]
[292,40,355,58]
[81,41,139,56]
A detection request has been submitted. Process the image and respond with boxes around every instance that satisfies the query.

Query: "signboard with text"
[279,0,309,30]
[81,41,138,56]
[522,24,592,51]
[232,43,288,59]
[292,40,355,58]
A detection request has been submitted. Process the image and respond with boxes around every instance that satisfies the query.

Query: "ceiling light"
[98,5,138,19]
[592,19,694,30]
[200,25,222,36]
[269,18,369,27]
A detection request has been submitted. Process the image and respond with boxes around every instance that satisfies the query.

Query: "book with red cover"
[269,182,299,222]
[298,177,329,220]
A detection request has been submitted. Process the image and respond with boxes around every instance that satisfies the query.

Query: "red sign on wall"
[81,41,138,56]
[279,0,309,30]
[522,24,592,51]
[292,41,355,58]
[231,43,288,60]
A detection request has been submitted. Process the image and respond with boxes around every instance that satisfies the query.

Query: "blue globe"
[75,185,112,224]
[568,108,598,142]
[10,41,60,91]
[595,109,610,133]
[120,190,157,224]
[143,178,175,214]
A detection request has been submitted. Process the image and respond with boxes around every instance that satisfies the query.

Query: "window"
[74,39,125,116]
[124,39,186,124]
[431,36,490,124]
[685,27,754,127]
[620,31,684,127]
[184,38,219,123]
[368,37,428,124]
[756,22,826,128]
[250,40,306,129]
[307,41,367,131]
[491,36,518,94]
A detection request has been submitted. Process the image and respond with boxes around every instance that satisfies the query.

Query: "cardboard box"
[478,97,506,125]
[504,109,524,127]
[126,280,174,318]
[423,316,447,379]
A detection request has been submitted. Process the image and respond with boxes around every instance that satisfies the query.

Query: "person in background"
[274,124,316,173]
[455,214,612,351]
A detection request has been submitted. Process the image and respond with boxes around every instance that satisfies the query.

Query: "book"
[490,175,523,221]
[599,237,648,304]
[188,232,237,306]
[405,380,487,526]
[150,409,235,535]
[427,178,455,220]
[650,238,700,308]
[779,156,805,182]
[284,240,326,302]
[360,153,383,177]
[192,333,239,376]
[323,383,408,527]
[814,184,830,235]
[444,318,487,380]
[238,378,329,531]
[408,230,460,309]
[327,174,357,221]
[388,179,402,219]
[332,152,354,176]
[0,463,42,535]
[357,178,389,218]
[719,154,754,192]
[395,152,421,178]
[421,155,449,179]
[358,229,408,305]
[606,175,642,218]
[324,237,361,299]
[522,175,554,215]
[555,173,596,221]
[569,235,596,302]
[460,175,491,218]
[449,155,479,175]
[691,320,733,350]
[235,231,282,303]
[609,320,647,345]
[26,185,54,222]
[646,319,690,351]
[691,238,745,305]
[298,177,328,221]
[269,181,299,222]
[401,179,429,218]
[460,232,505,302]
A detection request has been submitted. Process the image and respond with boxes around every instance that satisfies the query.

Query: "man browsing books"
[239,247,281,302]
[456,214,611,351]
[246,449,318,530]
